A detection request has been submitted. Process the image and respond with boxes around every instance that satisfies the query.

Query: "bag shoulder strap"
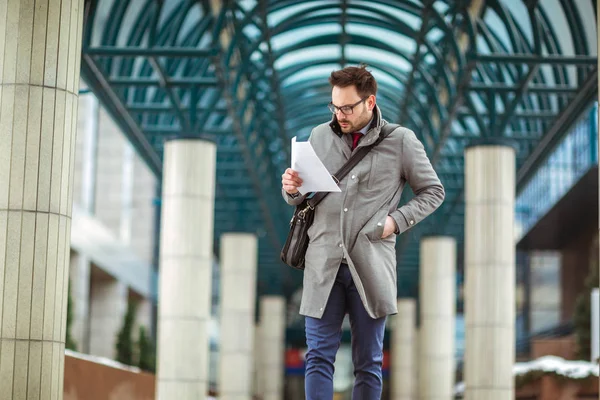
[305,123,400,209]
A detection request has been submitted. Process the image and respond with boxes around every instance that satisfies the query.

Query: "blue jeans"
[304,264,386,400]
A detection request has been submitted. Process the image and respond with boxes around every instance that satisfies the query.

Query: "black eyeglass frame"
[327,96,369,115]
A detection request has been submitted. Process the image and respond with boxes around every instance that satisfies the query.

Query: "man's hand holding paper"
[288,137,342,195]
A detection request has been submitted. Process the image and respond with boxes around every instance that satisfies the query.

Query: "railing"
[515,322,575,355]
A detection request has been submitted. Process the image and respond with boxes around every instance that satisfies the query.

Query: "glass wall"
[528,251,562,333]
[516,102,598,239]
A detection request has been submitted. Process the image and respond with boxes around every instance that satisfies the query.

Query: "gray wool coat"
[282,106,445,319]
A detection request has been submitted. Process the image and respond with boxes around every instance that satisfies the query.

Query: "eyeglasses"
[327,97,368,115]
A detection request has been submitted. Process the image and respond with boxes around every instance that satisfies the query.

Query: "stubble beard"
[339,109,371,134]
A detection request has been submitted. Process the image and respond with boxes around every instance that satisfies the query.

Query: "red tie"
[351,132,362,150]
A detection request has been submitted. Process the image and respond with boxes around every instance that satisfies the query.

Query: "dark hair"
[329,65,377,98]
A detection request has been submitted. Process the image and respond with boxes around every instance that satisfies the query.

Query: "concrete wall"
[531,335,577,360]
[561,229,598,322]
[515,375,598,400]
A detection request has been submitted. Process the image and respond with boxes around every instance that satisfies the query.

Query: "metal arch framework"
[81,0,598,302]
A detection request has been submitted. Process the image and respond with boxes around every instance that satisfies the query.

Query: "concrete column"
[89,279,127,359]
[260,296,286,400]
[218,233,258,399]
[414,326,420,399]
[464,143,516,400]
[156,139,216,399]
[0,0,83,398]
[253,323,263,397]
[69,252,91,352]
[390,298,416,400]
[419,237,456,400]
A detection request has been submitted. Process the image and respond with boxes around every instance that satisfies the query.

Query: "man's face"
[331,85,375,134]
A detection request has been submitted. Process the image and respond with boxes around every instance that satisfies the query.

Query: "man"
[281,65,444,399]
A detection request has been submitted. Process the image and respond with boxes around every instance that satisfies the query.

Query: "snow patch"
[65,349,142,374]
[454,356,599,395]
[512,355,599,379]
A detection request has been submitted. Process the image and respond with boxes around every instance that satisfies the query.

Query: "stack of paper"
[291,137,341,195]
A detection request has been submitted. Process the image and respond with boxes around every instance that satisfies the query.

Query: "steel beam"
[148,57,191,132]
[494,64,540,136]
[86,46,219,57]
[476,54,597,65]
[127,103,228,113]
[80,54,162,176]
[457,110,558,119]
[110,76,219,87]
[468,83,578,93]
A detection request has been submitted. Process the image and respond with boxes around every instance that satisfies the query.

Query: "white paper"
[291,137,341,195]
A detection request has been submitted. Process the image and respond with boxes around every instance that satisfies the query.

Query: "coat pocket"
[366,208,389,242]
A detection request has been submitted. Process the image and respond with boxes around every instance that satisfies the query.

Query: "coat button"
[351,175,356,179]
[410,220,414,225]
[339,243,343,248]
[344,208,348,212]
[377,222,382,226]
